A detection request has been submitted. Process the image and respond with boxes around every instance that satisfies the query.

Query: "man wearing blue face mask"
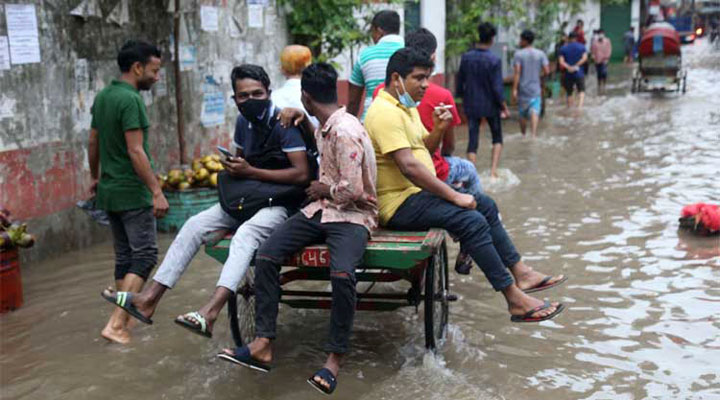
[102,64,312,340]
[365,48,567,323]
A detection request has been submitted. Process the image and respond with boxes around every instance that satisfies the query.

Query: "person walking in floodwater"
[512,30,550,138]
[590,29,612,95]
[101,65,312,341]
[456,22,509,179]
[89,40,167,344]
[623,27,636,63]
[559,31,588,109]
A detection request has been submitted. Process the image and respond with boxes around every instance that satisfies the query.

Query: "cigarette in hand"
[434,105,453,111]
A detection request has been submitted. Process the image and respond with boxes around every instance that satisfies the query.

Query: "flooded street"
[2,41,719,400]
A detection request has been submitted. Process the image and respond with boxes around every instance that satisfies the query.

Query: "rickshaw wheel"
[228,265,256,347]
[424,241,449,351]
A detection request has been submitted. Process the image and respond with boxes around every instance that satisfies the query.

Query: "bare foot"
[510,262,565,292]
[101,326,130,344]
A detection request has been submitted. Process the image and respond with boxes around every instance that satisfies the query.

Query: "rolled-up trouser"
[444,156,484,199]
[254,211,369,354]
[108,207,158,281]
[152,204,288,292]
[467,115,503,154]
[387,191,521,291]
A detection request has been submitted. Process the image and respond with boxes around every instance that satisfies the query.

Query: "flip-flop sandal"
[174,311,212,338]
[101,289,153,325]
[523,275,568,293]
[217,346,271,373]
[511,301,565,323]
[307,367,337,395]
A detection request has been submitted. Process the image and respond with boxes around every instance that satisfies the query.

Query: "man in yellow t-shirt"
[365,48,566,323]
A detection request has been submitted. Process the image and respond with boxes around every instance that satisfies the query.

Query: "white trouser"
[152,204,289,292]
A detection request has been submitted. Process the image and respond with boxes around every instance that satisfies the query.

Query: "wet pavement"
[1,40,719,400]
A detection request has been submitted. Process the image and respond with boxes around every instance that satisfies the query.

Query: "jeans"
[108,207,158,281]
[152,204,288,292]
[387,191,521,291]
[467,114,503,153]
[444,156,484,199]
[254,211,369,354]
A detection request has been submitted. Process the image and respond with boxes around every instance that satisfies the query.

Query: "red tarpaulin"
[639,23,681,56]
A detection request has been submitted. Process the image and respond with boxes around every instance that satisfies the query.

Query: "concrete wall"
[0,0,288,264]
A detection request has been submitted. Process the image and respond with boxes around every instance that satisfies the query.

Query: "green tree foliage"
[445,0,586,58]
[277,0,371,62]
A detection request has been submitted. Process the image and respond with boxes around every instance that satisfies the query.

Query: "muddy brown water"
[2,41,719,400]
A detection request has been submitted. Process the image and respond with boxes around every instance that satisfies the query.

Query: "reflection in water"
[1,41,719,400]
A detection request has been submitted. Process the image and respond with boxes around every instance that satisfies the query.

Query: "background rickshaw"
[632,22,687,94]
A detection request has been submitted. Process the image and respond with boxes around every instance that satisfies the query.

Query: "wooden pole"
[173,0,187,164]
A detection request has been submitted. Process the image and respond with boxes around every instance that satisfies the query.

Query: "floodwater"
[2,41,719,400]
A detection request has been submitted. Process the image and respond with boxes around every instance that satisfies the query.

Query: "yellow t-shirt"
[364,90,435,225]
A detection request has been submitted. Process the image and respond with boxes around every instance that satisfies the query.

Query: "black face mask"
[238,98,271,125]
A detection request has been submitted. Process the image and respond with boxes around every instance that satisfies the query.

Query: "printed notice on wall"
[6,4,41,64]
[248,4,264,29]
[200,6,219,32]
[0,37,10,70]
[180,44,197,71]
[154,68,167,97]
[75,59,89,92]
[200,91,225,127]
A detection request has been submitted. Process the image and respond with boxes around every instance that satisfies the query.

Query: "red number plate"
[292,248,330,267]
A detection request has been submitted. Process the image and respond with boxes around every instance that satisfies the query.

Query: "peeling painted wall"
[0,0,288,263]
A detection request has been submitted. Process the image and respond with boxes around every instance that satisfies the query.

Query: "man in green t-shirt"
[88,40,166,344]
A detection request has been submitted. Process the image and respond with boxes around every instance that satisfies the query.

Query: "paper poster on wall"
[75,59,89,92]
[142,91,153,107]
[155,68,168,97]
[264,11,275,35]
[0,37,10,70]
[200,6,219,32]
[180,44,197,71]
[106,0,130,26]
[248,4,264,29]
[1,94,17,120]
[5,4,41,64]
[200,91,225,127]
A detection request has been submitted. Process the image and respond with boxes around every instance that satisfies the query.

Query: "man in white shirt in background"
[272,45,319,128]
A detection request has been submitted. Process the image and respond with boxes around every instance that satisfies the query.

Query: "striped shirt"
[350,34,404,120]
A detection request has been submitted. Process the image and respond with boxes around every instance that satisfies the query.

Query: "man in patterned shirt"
[218,63,377,396]
[347,10,404,120]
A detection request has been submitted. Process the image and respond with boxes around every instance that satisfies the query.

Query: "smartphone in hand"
[217,146,234,160]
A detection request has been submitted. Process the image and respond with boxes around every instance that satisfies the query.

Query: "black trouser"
[254,211,369,354]
[107,207,158,281]
[388,191,520,291]
[467,114,503,153]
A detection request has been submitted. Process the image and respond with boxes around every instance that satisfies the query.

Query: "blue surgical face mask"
[396,78,418,108]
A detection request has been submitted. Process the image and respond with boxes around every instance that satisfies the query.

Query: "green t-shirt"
[91,79,154,212]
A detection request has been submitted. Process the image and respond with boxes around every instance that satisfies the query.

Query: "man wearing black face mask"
[102,64,311,341]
